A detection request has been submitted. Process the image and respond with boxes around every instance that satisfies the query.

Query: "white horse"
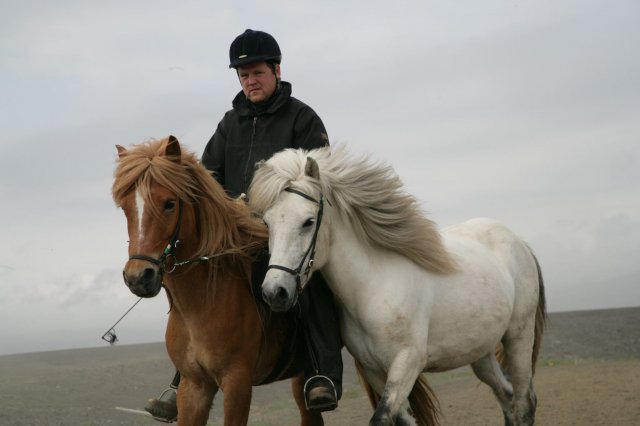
[248,146,547,426]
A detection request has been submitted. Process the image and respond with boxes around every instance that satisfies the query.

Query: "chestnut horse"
[112,136,324,425]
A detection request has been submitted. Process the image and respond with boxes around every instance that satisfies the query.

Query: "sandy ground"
[0,307,638,425]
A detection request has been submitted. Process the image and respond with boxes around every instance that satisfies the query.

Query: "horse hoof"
[369,413,393,426]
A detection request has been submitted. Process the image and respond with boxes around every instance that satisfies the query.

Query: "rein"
[266,187,325,297]
[171,242,265,270]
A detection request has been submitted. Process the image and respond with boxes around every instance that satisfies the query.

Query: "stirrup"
[303,375,338,412]
[145,387,178,423]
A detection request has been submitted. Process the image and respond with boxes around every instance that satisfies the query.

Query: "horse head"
[113,136,192,298]
[249,153,332,311]
[113,135,268,300]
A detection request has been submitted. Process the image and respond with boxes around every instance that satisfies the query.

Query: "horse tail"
[354,361,440,425]
[354,359,380,409]
[408,374,440,426]
[530,249,547,375]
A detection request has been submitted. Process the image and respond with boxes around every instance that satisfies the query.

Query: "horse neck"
[322,214,380,304]
[164,264,210,313]
[164,201,261,316]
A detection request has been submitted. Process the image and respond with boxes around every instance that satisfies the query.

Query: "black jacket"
[202,81,329,198]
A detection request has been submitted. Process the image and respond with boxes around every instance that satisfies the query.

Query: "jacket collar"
[232,81,292,117]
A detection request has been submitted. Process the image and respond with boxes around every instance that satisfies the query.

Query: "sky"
[1,0,638,356]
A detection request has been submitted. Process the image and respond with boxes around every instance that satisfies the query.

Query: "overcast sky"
[1,0,638,356]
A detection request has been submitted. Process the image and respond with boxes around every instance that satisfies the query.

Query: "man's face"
[237,61,280,103]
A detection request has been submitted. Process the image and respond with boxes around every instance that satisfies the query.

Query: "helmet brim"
[229,54,282,69]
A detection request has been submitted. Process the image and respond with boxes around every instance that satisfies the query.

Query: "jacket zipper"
[243,116,258,194]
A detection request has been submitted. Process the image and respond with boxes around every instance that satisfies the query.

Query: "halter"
[129,200,184,275]
[267,187,325,297]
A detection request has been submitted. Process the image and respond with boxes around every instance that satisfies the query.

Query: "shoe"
[144,388,178,423]
[304,375,338,412]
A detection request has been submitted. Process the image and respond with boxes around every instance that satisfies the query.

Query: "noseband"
[267,187,325,297]
[129,200,183,275]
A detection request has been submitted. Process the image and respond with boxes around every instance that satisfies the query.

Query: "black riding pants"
[298,271,343,400]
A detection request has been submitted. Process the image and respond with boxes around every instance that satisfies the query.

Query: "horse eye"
[303,218,315,228]
[164,200,176,211]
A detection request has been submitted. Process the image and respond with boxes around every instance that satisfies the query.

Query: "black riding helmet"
[229,29,282,69]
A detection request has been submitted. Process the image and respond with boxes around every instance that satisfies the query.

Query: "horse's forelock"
[250,149,302,213]
[113,138,199,214]
[249,147,334,216]
[249,162,288,215]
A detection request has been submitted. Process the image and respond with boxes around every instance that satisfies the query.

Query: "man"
[145,29,343,422]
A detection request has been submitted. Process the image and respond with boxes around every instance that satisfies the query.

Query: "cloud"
[29,268,122,307]
[1,0,639,355]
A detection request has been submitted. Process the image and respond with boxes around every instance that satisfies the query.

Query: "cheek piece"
[129,200,184,276]
[266,188,325,300]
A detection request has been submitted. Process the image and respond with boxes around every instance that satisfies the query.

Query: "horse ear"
[165,135,181,162]
[305,157,320,180]
[116,144,127,158]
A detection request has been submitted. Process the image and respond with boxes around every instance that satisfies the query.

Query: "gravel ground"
[0,306,638,425]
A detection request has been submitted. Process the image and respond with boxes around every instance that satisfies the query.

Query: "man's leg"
[298,272,343,411]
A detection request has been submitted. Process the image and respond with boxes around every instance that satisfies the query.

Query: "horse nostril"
[142,267,156,282]
[275,286,289,302]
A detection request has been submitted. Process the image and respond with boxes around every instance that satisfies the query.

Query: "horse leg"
[361,364,429,426]
[394,402,418,426]
[503,328,537,425]
[369,350,424,426]
[291,373,324,426]
[371,386,418,426]
[219,368,255,426]
[471,353,515,425]
[176,377,217,426]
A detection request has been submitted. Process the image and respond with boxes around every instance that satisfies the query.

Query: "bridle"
[128,200,183,276]
[127,186,326,292]
[127,199,264,276]
[266,187,326,298]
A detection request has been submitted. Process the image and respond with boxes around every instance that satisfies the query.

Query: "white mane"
[249,145,456,274]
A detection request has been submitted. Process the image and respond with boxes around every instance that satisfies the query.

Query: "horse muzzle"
[261,271,299,312]
[122,263,163,298]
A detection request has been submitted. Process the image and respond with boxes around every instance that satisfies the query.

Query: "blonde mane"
[249,145,456,274]
[112,137,268,272]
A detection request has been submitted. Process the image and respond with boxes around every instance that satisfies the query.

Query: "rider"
[145,29,343,422]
